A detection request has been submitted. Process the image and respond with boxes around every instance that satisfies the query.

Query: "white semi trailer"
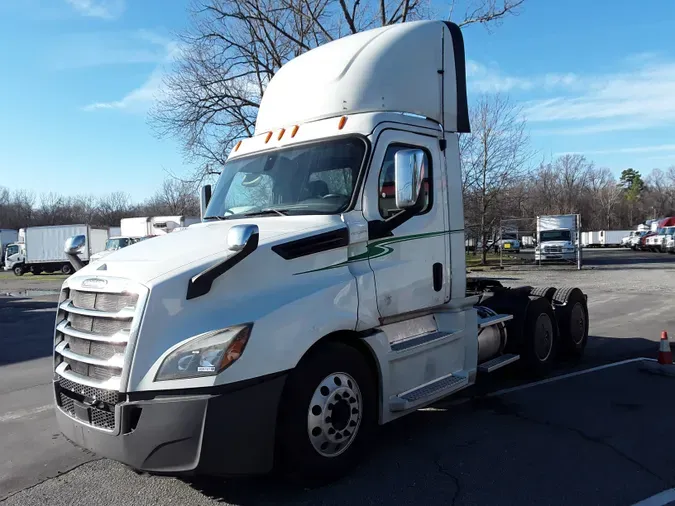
[53,21,589,484]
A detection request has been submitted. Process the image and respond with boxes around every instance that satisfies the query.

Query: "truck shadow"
[0,296,59,365]
[183,335,660,505]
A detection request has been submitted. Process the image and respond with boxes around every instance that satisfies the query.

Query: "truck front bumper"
[534,252,576,261]
[54,373,287,476]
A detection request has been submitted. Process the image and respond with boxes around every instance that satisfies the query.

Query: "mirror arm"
[368,207,418,240]
[186,231,259,300]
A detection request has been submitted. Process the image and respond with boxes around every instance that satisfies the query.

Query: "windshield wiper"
[203,215,227,221]
[240,208,289,217]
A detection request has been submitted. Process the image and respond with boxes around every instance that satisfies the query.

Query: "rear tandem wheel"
[552,287,589,358]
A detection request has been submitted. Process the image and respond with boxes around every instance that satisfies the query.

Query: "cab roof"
[254,20,470,136]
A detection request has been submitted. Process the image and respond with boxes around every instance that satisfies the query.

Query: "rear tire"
[553,287,589,358]
[276,342,376,486]
[529,286,556,303]
[520,297,558,377]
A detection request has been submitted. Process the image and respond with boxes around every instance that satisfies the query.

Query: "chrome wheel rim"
[307,372,362,458]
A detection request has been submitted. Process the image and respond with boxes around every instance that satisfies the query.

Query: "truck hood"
[78,217,342,284]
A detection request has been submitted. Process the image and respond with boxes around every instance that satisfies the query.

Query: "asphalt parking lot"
[2,248,675,505]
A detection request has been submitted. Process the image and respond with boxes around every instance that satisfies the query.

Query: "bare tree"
[145,179,200,215]
[461,93,531,264]
[151,0,525,181]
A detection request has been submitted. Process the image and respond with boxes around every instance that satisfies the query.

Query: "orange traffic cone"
[657,331,673,365]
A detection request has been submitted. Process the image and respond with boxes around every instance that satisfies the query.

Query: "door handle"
[433,263,443,292]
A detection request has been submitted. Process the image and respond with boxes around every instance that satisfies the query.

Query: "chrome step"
[478,314,513,328]
[389,372,469,412]
[478,353,520,373]
[390,330,459,352]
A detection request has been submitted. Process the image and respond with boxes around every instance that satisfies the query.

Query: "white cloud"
[49,30,169,69]
[81,33,182,113]
[466,60,580,94]
[555,144,675,157]
[521,60,675,132]
[83,71,164,112]
[65,0,125,19]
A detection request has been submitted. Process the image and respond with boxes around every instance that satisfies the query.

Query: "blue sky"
[1,0,674,202]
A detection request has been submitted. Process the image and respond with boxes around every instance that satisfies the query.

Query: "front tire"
[61,264,73,275]
[276,342,376,486]
[13,265,24,276]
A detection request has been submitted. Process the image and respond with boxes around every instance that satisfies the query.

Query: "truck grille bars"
[54,281,146,432]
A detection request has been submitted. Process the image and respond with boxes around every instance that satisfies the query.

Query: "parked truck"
[535,214,578,262]
[0,229,18,268]
[91,216,200,262]
[53,21,590,484]
[4,224,107,276]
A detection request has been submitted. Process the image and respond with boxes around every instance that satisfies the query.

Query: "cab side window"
[378,144,431,219]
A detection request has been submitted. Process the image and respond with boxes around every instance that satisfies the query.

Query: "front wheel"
[276,342,376,486]
[13,265,24,276]
[61,264,73,275]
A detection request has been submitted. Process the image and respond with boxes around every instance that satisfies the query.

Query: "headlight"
[155,324,252,381]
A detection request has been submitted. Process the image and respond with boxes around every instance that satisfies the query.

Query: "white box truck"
[0,229,18,268]
[52,21,589,484]
[4,224,107,276]
[535,214,578,261]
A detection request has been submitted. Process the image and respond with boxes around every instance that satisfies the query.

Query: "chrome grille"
[64,357,117,381]
[544,246,562,253]
[54,282,145,432]
[66,336,125,360]
[72,290,138,312]
[67,312,130,335]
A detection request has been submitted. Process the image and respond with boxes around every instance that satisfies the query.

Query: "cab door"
[361,129,450,319]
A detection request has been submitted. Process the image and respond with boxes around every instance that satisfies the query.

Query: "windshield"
[105,238,131,250]
[205,137,366,219]
[540,230,571,242]
[6,245,19,256]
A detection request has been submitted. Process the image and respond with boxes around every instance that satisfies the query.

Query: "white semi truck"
[4,224,107,276]
[535,214,579,262]
[53,21,589,484]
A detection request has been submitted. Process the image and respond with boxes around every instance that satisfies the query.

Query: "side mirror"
[64,235,86,255]
[64,235,86,272]
[200,184,212,221]
[394,149,426,209]
[227,224,259,252]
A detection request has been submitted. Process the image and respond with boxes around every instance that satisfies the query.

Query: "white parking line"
[632,488,675,506]
[489,357,657,397]
[0,404,52,423]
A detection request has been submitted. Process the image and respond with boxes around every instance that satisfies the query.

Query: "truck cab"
[535,228,576,261]
[53,20,589,484]
[3,242,25,275]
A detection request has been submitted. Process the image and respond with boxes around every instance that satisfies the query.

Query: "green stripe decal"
[295,230,450,275]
